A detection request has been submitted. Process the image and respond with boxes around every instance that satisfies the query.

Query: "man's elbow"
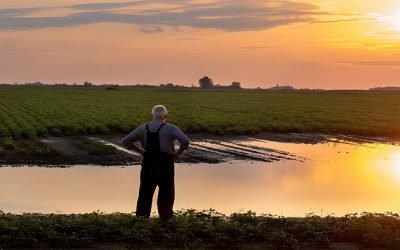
[181,139,190,150]
[121,138,130,148]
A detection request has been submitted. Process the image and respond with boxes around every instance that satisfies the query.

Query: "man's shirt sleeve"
[172,126,190,150]
[122,125,144,148]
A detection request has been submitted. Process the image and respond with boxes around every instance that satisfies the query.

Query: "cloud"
[366,30,400,40]
[239,46,273,49]
[179,38,202,40]
[139,25,163,33]
[0,7,44,17]
[0,0,364,33]
[310,18,370,24]
[68,1,146,10]
[336,60,400,67]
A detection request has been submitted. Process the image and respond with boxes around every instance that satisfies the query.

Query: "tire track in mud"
[91,136,304,164]
[189,141,274,163]
[216,140,300,160]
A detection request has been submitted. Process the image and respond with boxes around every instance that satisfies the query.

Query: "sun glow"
[392,153,400,177]
[382,13,400,30]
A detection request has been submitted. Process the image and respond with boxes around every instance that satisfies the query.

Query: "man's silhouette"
[122,105,190,220]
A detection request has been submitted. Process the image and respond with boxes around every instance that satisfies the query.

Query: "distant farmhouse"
[266,84,295,91]
[369,86,400,91]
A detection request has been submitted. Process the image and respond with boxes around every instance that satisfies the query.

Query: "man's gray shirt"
[121,120,190,155]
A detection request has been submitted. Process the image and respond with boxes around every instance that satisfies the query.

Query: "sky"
[1,0,400,89]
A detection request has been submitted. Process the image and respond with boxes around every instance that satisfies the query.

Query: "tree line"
[198,76,241,89]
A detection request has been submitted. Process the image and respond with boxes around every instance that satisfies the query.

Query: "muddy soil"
[0,133,398,167]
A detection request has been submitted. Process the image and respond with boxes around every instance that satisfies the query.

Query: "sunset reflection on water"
[1,140,400,216]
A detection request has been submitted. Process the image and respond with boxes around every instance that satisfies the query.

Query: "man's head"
[151,105,168,120]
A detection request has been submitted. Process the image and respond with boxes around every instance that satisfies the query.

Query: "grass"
[1,209,400,249]
[0,137,16,150]
[0,137,57,157]
[0,85,400,140]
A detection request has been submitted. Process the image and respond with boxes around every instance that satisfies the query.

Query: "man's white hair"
[151,105,168,119]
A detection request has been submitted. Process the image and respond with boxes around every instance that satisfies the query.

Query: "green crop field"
[1,209,400,249]
[0,85,400,139]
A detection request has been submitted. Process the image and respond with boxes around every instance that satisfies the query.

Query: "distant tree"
[106,86,116,90]
[199,76,214,88]
[230,82,242,89]
[83,81,93,87]
[24,81,44,86]
[159,83,175,88]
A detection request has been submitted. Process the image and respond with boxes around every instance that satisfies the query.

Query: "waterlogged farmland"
[2,86,400,248]
[0,86,400,139]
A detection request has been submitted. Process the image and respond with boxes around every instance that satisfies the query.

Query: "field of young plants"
[0,85,400,139]
[1,209,400,249]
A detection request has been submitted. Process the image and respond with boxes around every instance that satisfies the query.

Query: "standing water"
[1,137,400,216]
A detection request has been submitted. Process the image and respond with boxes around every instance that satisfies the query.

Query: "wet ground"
[1,132,398,166]
[90,133,309,164]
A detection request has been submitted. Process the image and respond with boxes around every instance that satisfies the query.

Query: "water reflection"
[1,140,400,216]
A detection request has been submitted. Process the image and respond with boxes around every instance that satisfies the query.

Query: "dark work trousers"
[136,152,175,220]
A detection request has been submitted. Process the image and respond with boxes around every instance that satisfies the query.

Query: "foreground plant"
[1,209,400,249]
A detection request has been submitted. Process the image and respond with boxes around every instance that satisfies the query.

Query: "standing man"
[122,105,190,220]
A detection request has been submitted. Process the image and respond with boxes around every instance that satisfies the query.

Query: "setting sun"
[393,153,400,175]
[381,13,400,30]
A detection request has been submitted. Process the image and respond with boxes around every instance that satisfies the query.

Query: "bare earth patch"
[40,137,88,157]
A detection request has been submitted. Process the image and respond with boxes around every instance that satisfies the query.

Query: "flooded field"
[1,136,400,216]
